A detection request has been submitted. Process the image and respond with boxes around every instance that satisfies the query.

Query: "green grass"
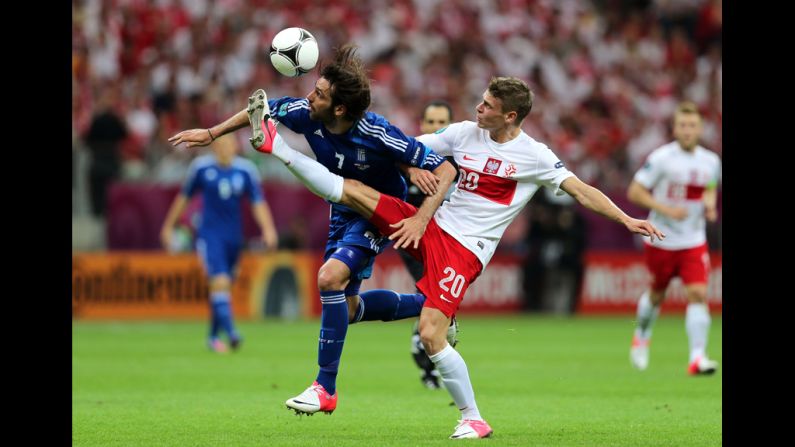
[73,316,721,446]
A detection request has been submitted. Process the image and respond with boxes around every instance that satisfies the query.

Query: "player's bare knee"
[210,275,231,292]
[686,286,708,304]
[418,323,447,355]
[316,269,347,292]
[650,290,666,306]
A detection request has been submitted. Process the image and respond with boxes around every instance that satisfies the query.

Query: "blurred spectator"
[73,0,720,248]
[522,188,586,313]
[522,193,555,312]
[84,88,128,216]
[279,216,311,250]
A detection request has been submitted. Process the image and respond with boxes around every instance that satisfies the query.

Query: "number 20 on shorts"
[439,266,465,298]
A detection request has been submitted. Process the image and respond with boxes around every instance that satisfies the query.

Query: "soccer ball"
[269,27,319,77]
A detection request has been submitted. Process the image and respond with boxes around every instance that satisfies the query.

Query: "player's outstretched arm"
[168,109,250,148]
[389,160,457,249]
[561,176,665,242]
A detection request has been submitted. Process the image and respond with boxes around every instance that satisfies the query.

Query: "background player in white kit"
[627,101,721,375]
[249,77,664,439]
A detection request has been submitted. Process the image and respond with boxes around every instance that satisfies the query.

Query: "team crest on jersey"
[357,148,367,162]
[484,158,502,174]
[278,104,289,117]
[504,163,517,178]
[205,168,217,181]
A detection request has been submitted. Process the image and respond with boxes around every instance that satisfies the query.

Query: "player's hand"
[408,167,440,196]
[705,207,718,222]
[262,231,279,251]
[388,215,429,250]
[160,227,173,251]
[664,206,688,221]
[625,218,665,243]
[168,129,214,148]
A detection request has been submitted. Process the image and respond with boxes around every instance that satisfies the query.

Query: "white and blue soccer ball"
[269,27,319,77]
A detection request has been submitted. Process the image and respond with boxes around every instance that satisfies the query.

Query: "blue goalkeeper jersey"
[181,154,264,242]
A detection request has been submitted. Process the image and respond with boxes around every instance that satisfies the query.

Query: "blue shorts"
[196,236,242,277]
[325,211,390,281]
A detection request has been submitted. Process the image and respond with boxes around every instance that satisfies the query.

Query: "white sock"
[429,344,482,421]
[273,134,344,202]
[686,302,711,363]
[635,291,659,341]
[271,133,296,163]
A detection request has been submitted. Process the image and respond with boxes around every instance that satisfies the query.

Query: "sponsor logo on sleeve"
[411,147,422,165]
[554,161,564,169]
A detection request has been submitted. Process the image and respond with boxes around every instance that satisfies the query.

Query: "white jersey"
[633,141,721,250]
[418,121,574,269]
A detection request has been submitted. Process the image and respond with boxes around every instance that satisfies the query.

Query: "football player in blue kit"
[168,44,458,413]
[161,135,279,353]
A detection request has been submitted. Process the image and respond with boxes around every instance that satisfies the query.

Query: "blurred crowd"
[72,0,721,217]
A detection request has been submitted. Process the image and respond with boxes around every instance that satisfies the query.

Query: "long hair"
[319,44,371,121]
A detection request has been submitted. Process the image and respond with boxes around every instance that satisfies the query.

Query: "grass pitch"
[73,315,721,446]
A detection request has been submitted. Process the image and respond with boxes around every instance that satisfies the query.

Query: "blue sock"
[316,291,348,395]
[211,292,239,341]
[352,289,425,323]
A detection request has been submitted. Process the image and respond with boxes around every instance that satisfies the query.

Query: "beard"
[309,106,335,124]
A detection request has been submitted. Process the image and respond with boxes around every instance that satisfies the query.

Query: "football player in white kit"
[627,101,721,375]
[248,77,664,439]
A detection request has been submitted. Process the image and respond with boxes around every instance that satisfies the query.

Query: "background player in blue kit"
[161,135,278,353]
[168,44,457,412]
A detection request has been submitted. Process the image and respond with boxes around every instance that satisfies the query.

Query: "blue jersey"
[181,154,264,243]
[269,97,446,207]
[269,96,446,283]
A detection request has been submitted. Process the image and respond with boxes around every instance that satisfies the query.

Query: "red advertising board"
[72,252,252,319]
[577,251,722,314]
[73,250,722,319]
